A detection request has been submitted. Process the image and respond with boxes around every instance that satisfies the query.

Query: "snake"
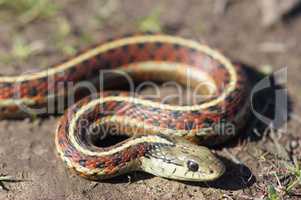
[0,33,249,182]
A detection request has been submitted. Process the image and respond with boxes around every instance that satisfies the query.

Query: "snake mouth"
[164,166,225,182]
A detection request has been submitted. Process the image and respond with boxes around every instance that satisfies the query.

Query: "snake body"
[0,33,249,181]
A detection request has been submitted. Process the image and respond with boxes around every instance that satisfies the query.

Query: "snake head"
[140,135,225,182]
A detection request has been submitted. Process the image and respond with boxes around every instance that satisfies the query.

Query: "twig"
[0,175,24,192]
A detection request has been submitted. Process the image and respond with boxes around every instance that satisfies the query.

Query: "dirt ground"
[0,0,301,199]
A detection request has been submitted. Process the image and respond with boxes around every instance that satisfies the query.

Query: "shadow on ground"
[222,62,293,148]
[283,1,301,23]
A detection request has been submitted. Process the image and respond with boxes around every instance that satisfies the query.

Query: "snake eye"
[187,160,199,172]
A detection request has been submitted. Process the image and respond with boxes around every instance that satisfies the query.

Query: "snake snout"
[202,156,225,180]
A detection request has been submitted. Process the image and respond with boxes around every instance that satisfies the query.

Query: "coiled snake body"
[0,33,249,181]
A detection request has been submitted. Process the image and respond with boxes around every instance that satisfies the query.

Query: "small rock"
[290,139,299,149]
[258,0,300,26]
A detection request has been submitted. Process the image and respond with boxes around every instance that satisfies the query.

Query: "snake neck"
[56,113,177,179]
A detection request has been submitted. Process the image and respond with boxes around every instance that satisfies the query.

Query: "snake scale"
[0,33,249,181]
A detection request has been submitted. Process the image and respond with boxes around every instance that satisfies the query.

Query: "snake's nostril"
[209,169,214,174]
